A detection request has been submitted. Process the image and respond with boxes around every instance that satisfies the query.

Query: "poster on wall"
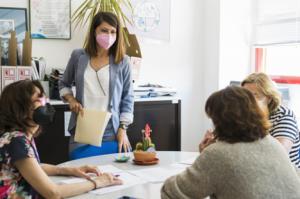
[125,0,171,42]
[0,7,28,65]
[29,0,71,39]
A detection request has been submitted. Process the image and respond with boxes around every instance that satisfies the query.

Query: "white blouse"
[83,62,110,111]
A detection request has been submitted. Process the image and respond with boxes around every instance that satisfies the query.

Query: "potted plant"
[133,124,158,163]
[72,0,141,58]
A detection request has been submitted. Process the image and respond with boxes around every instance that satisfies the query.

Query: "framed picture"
[29,0,71,39]
[0,7,28,65]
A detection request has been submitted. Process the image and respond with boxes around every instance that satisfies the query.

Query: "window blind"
[253,0,300,46]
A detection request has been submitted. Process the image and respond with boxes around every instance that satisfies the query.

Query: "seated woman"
[0,80,122,198]
[161,86,300,199]
[242,72,300,168]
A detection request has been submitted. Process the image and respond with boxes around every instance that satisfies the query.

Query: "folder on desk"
[75,109,111,147]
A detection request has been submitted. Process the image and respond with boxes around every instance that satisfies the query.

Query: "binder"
[17,66,31,80]
[1,66,17,91]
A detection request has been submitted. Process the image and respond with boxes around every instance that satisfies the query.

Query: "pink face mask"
[38,96,47,106]
[96,33,116,50]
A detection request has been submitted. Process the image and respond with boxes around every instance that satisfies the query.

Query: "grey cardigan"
[59,49,134,135]
[161,135,300,199]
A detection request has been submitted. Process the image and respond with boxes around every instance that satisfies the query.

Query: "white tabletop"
[51,151,198,199]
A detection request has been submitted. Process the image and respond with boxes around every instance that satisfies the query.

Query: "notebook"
[74,109,111,146]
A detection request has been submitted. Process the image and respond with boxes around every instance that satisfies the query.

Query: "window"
[253,0,300,84]
[255,45,300,84]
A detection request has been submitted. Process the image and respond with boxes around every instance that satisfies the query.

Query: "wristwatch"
[119,123,128,130]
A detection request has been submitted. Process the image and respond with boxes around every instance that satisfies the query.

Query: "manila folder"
[75,109,111,146]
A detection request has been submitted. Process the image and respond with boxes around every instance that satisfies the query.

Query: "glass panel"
[265,45,300,76]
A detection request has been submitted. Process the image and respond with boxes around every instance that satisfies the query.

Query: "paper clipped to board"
[75,109,112,146]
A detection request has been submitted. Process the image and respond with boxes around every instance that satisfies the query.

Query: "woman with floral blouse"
[0,80,122,198]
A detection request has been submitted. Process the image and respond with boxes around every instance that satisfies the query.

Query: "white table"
[51,151,198,199]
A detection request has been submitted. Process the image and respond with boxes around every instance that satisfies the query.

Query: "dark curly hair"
[0,80,44,135]
[205,86,270,143]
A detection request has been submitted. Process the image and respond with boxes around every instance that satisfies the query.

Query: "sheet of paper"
[179,156,198,165]
[90,172,146,195]
[60,177,87,184]
[75,109,111,146]
[97,165,124,173]
[129,167,186,183]
[170,163,190,170]
[60,165,124,184]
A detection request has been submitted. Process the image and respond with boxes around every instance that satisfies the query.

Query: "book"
[75,109,111,146]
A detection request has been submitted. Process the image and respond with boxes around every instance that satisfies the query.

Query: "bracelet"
[87,178,97,190]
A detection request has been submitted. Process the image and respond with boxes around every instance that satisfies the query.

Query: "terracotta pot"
[133,150,156,162]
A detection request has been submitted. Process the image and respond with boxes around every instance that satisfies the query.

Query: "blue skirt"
[69,119,118,160]
[70,140,118,160]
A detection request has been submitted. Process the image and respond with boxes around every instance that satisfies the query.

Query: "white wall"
[0,1,27,9]
[137,0,204,151]
[219,0,253,88]
[201,0,253,133]
[202,0,221,132]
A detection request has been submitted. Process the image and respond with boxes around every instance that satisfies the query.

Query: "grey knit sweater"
[161,135,300,199]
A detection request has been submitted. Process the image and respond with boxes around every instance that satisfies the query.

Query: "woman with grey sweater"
[161,86,300,199]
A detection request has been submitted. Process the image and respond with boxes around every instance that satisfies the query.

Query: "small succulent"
[135,124,156,152]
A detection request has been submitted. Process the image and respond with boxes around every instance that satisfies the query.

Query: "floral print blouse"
[0,131,41,199]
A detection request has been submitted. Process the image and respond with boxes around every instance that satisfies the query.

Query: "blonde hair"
[241,72,281,113]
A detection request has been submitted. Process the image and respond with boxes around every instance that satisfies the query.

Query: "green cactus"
[135,137,156,151]
[136,142,143,151]
[142,137,151,151]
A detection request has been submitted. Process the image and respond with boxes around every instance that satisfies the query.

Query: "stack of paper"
[60,165,146,195]
[134,85,177,98]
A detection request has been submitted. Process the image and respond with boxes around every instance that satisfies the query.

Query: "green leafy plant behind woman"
[72,0,133,44]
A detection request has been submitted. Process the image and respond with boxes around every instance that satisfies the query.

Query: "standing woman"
[242,72,300,168]
[59,12,134,159]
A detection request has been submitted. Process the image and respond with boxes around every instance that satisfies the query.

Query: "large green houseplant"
[72,0,141,57]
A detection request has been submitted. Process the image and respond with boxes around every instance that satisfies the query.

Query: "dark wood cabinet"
[35,104,70,165]
[36,99,181,164]
[127,100,181,152]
